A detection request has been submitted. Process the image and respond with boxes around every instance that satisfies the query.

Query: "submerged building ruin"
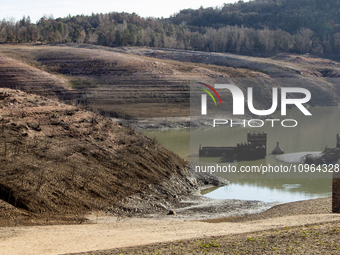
[199,131,267,161]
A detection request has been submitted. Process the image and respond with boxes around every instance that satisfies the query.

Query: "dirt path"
[1,213,340,255]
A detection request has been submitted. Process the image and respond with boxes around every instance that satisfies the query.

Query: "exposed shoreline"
[106,169,280,222]
[1,197,337,255]
[111,115,244,130]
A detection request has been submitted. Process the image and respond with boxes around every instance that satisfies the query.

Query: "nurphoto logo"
[199,83,312,128]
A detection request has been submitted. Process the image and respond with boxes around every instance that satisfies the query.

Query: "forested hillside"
[1,0,340,55]
[171,0,340,37]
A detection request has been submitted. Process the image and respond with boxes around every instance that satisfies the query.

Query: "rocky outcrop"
[304,148,340,165]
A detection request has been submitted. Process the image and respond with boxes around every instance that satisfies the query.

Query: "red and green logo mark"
[197,82,222,106]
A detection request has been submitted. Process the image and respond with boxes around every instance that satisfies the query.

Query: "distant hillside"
[170,0,340,37]
[1,0,340,55]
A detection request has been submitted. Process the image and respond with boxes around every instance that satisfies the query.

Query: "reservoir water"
[142,106,340,203]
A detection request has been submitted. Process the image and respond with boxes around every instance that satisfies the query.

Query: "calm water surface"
[143,106,339,202]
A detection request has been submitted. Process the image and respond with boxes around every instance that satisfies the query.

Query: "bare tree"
[333,33,340,54]
[259,28,275,53]
[295,28,314,53]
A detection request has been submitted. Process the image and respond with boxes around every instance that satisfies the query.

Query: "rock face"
[304,148,340,165]
[272,142,284,155]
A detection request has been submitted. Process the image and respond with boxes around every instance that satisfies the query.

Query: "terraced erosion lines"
[119,46,340,107]
[2,44,340,120]
[0,55,73,99]
[1,45,198,118]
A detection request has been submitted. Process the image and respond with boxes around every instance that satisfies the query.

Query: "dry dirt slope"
[112,46,340,107]
[0,88,197,226]
[5,44,340,119]
[0,53,75,100]
[0,44,245,118]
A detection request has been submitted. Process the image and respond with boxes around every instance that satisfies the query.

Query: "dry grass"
[0,88,189,226]
[76,221,340,255]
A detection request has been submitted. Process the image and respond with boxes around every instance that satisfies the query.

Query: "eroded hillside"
[117,47,340,108]
[0,54,74,99]
[0,88,196,226]
[0,44,271,118]
[1,44,340,119]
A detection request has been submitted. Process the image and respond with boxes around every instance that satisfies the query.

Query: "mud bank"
[103,169,278,221]
[111,117,193,130]
[90,196,277,223]
[111,115,246,130]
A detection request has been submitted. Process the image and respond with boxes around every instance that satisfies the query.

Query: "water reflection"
[203,181,331,203]
[143,106,339,201]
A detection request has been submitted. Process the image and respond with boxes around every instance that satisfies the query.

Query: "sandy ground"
[0,198,339,255]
